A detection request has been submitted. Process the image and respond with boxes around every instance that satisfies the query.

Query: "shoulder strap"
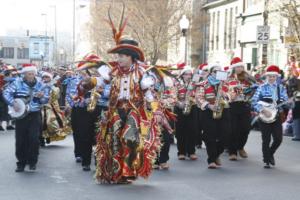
[277,85,280,104]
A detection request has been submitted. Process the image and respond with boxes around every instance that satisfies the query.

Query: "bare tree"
[89,0,192,65]
[269,0,300,60]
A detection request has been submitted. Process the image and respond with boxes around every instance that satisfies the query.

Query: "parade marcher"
[154,77,177,170]
[2,64,50,172]
[195,63,231,169]
[193,63,209,149]
[227,57,256,161]
[66,55,102,171]
[252,65,289,168]
[91,10,174,183]
[40,71,71,145]
[174,66,198,160]
[0,65,19,131]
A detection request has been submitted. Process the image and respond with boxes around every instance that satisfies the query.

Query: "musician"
[66,54,101,171]
[252,65,289,168]
[195,63,230,169]
[174,66,197,161]
[0,65,19,131]
[40,71,71,145]
[194,63,209,149]
[227,57,255,161]
[2,64,50,172]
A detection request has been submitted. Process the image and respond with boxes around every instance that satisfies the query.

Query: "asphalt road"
[0,130,300,200]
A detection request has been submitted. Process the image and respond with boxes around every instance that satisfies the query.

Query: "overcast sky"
[0,0,77,36]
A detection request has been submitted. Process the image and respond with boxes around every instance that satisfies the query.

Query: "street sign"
[256,26,270,44]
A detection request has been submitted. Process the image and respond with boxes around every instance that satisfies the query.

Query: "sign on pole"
[256,25,270,44]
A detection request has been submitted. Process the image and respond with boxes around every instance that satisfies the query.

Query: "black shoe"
[270,156,275,166]
[292,137,300,141]
[6,125,15,130]
[29,164,36,171]
[82,165,91,171]
[264,163,271,169]
[15,165,25,172]
[75,157,82,163]
[46,138,51,144]
[0,126,4,131]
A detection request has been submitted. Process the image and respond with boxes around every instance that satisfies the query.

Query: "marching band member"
[2,64,50,172]
[227,57,256,161]
[0,65,18,131]
[194,63,209,149]
[154,77,177,170]
[252,65,289,169]
[174,66,197,160]
[195,63,231,169]
[66,55,100,171]
[40,71,71,145]
[94,34,169,183]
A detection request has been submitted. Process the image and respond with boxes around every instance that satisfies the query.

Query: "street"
[0,130,300,200]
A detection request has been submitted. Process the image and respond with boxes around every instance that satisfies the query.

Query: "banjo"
[8,98,29,119]
[8,84,52,119]
[251,99,292,125]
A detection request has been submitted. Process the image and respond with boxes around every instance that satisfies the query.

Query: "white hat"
[21,63,37,74]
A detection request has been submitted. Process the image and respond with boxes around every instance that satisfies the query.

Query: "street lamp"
[179,15,190,63]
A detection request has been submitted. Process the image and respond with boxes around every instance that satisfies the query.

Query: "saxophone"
[182,82,193,115]
[212,81,226,119]
[87,87,100,112]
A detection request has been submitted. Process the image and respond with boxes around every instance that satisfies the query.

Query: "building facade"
[0,36,30,67]
[202,0,289,70]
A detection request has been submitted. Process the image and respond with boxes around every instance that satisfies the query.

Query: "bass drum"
[8,98,29,119]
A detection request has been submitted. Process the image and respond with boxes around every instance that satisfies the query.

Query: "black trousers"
[202,109,230,164]
[156,118,174,164]
[259,118,283,163]
[15,112,42,167]
[71,107,97,166]
[175,107,196,156]
[228,102,251,155]
[192,105,203,147]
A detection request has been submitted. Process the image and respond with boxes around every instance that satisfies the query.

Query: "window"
[224,9,228,50]
[34,43,39,54]
[0,47,14,58]
[228,8,233,49]
[233,6,238,48]
[17,48,29,59]
[247,0,262,8]
[211,12,215,51]
[216,11,220,50]
[44,43,49,55]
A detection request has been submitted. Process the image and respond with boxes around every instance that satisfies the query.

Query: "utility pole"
[261,0,269,66]
[73,0,76,62]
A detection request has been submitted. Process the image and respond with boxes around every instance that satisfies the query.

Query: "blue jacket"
[96,78,111,107]
[2,77,50,112]
[251,82,288,112]
[66,75,87,108]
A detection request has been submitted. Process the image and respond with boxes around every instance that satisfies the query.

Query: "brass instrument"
[212,81,226,119]
[182,83,193,115]
[87,87,100,112]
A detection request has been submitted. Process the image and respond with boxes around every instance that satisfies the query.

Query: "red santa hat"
[42,71,53,80]
[264,65,280,76]
[178,88,187,95]
[230,57,244,68]
[198,63,209,71]
[21,63,37,74]
[179,65,193,77]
